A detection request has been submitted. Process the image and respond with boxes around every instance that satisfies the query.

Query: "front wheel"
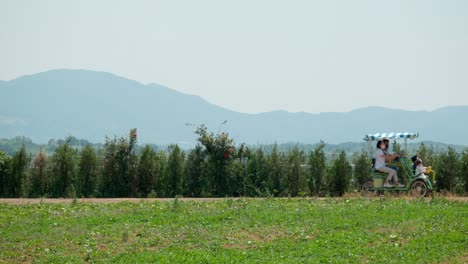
[410,181,428,197]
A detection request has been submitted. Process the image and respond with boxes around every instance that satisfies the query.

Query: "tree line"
[0,127,467,198]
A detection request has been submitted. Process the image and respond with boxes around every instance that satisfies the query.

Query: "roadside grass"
[0,198,466,263]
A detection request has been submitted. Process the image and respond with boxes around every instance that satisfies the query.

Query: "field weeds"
[0,197,466,263]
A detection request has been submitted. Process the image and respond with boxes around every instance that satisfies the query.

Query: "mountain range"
[1,69,467,146]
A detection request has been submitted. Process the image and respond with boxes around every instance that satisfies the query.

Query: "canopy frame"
[364,132,419,156]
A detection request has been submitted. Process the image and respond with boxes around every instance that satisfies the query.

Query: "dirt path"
[0,196,467,205]
[0,197,229,205]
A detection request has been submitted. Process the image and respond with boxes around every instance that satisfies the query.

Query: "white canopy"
[363,132,419,142]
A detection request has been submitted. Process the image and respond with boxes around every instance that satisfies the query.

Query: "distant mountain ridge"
[1,136,465,157]
[1,69,467,146]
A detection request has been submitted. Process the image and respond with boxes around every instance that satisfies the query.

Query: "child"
[414,159,431,179]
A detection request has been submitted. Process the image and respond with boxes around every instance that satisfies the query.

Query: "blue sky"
[1,0,467,114]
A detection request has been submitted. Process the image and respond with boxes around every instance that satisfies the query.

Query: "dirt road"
[0,196,466,205]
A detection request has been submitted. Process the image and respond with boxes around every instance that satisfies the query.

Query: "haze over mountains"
[1,69,467,146]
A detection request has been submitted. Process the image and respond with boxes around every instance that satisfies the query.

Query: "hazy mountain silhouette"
[1,69,467,146]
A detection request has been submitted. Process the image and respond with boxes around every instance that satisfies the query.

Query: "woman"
[373,140,404,188]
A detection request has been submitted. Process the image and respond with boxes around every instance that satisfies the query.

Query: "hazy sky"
[1,0,467,114]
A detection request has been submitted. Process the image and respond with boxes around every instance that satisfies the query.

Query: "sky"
[1,0,467,114]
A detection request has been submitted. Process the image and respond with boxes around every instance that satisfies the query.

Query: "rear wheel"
[410,181,428,197]
[361,180,378,197]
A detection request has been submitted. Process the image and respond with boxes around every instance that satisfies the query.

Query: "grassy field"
[0,198,466,263]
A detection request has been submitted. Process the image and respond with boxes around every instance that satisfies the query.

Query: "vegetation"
[99,129,138,198]
[49,139,77,198]
[7,145,30,197]
[137,145,158,197]
[307,143,327,196]
[0,198,466,263]
[29,151,48,198]
[0,127,467,198]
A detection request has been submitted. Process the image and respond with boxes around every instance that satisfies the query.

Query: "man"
[382,139,399,174]
[382,139,390,155]
[382,139,399,161]
[411,155,419,174]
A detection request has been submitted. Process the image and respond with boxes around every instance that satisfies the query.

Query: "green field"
[0,198,467,263]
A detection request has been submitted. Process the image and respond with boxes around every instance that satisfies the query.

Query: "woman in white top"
[373,140,404,188]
